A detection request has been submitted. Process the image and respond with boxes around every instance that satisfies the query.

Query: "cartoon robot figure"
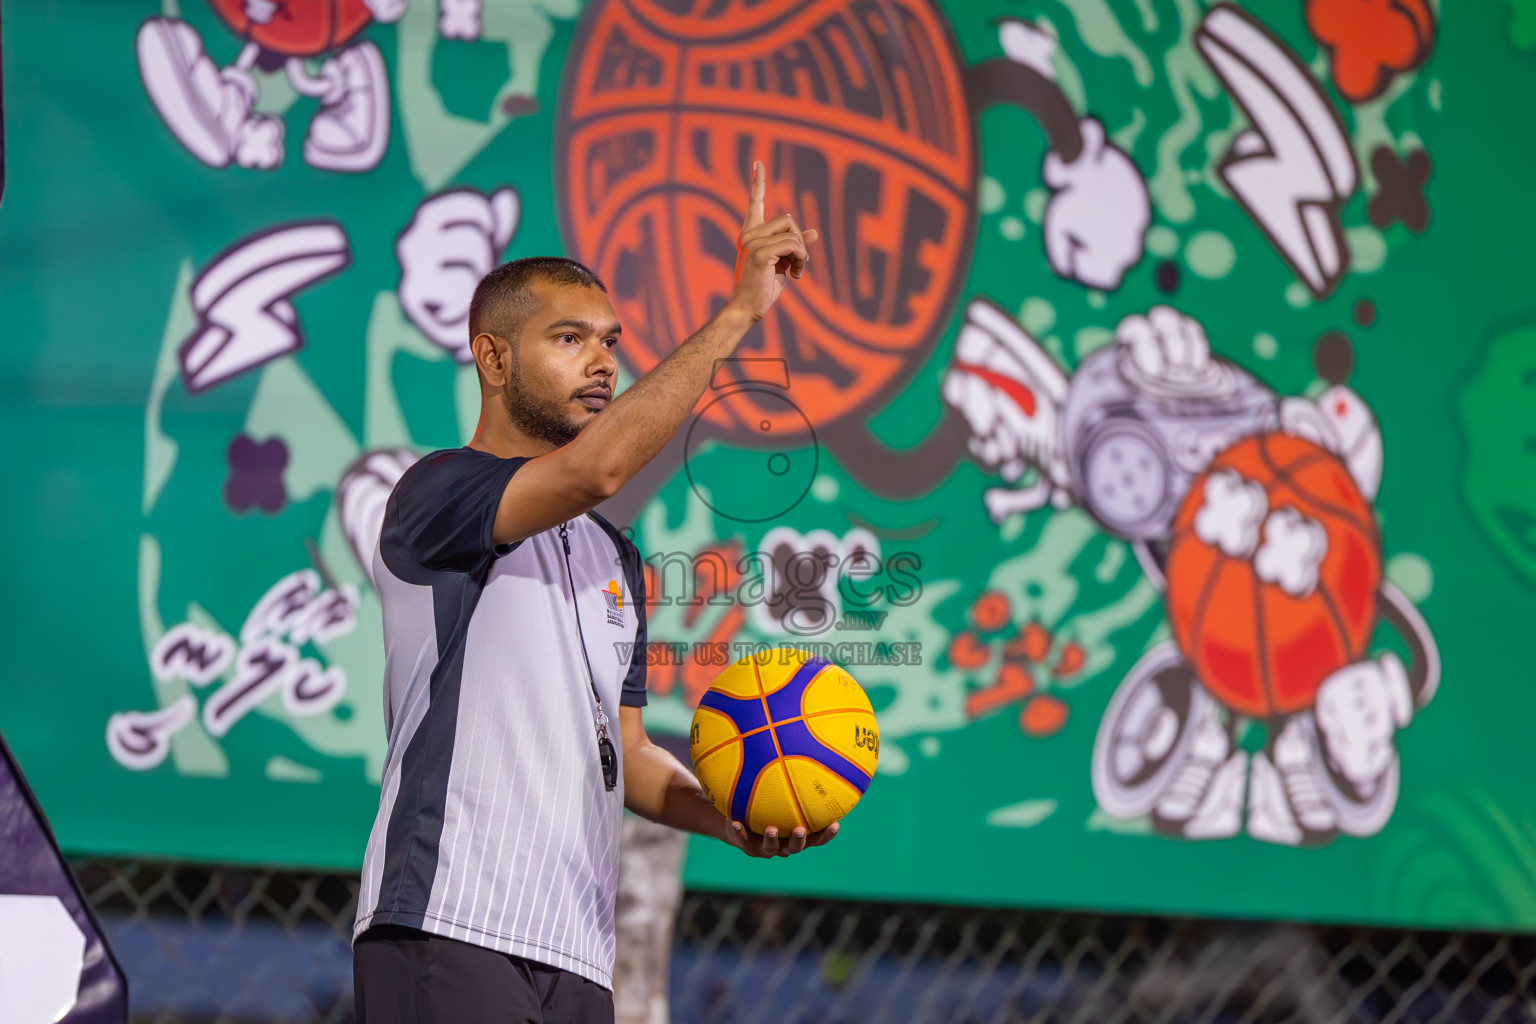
[134,0,431,172]
[944,301,1438,845]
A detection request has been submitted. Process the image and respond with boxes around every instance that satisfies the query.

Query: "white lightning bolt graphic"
[1198,5,1358,299]
[179,221,350,392]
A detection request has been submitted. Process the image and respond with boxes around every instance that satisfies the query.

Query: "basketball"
[1165,433,1381,718]
[689,649,879,835]
[208,0,373,56]
[555,0,976,442]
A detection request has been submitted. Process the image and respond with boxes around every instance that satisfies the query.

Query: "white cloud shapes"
[1192,470,1266,559]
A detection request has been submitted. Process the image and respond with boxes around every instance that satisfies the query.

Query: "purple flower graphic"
[225,434,289,514]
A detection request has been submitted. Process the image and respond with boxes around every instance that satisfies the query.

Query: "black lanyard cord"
[558,521,618,791]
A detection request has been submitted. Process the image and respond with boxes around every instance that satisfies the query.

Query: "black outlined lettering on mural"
[112,566,362,765]
[566,9,1152,517]
[106,695,197,771]
[240,567,357,646]
[288,585,360,646]
[203,638,296,739]
[241,569,323,643]
[202,643,349,738]
[149,623,236,686]
[1196,5,1358,300]
[179,221,350,393]
[281,659,348,718]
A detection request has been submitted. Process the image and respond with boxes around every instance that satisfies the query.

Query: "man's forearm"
[623,741,735,843]
[571,304,755,495]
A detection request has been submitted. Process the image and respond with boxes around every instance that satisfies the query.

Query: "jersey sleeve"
[617,530,649,708]
[381,450,529,576]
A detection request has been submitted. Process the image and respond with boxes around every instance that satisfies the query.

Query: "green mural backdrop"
[2,0,1535,932]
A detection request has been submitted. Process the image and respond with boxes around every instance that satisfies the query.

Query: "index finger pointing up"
[744,160,765,229]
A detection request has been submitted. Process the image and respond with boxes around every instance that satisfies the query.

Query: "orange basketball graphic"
[1165,434,1381,719]
[555,0,977,440]
[208,0,373,57]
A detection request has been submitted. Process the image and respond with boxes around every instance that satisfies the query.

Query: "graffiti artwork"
[3,0,1535,930]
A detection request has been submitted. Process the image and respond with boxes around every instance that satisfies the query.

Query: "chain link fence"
[70,858,1536,1024]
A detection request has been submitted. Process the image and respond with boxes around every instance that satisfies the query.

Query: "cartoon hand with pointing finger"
[396,187,520,362]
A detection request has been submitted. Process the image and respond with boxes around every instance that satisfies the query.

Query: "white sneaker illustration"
[136,18,283,170]
[1248,715,1338,846]
[301,43,390,172]
[1152,694,1244,839]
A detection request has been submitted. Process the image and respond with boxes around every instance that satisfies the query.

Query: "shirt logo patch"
[603,580,623,626]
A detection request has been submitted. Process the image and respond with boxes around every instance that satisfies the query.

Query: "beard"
[505,365,587,448]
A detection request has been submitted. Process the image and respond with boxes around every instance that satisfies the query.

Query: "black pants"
[354,925,614,1024]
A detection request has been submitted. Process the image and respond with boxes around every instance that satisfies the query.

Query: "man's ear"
[472,332,511,388]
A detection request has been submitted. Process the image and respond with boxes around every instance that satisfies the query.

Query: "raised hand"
[725,160,820,324]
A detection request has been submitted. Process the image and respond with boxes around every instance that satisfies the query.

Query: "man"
[352,162,827,1023]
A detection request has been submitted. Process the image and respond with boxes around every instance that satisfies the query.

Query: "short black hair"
[468,256,608,347]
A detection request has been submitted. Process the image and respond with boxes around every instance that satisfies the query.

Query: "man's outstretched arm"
[618,706,838,859]
[491,161,819,546]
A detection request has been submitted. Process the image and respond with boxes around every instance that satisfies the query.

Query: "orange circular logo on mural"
[1165,433,1382,719]
[555,0,977,440]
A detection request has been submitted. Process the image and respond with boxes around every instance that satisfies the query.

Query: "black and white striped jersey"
[353,447,648,990]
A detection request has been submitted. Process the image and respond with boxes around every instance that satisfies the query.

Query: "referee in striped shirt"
[352,162,834,1023]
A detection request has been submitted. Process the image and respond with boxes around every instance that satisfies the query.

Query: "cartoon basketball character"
[1120,431,1437,845]
[943,300,1437,844]
[134,0,451,173]
[555,2,1149,517]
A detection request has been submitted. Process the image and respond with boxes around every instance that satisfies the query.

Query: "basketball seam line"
[1313,575,1357,663]
[1264,463,1373,537]
[721,744,743,821]
[754,657,811,832]
[1256,435,1378,541]
[1259,449,1333,479]
[1185,550,1227,701]
[693,705,874,765]
[739,750,767,828]
[1251,559,1277,716]
[1256,437,1378,668]
[778,754,867,797]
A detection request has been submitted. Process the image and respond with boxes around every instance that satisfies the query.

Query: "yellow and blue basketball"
[689,648,879,835]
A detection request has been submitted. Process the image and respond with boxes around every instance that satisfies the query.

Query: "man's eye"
[559,334,578,343]
[603,337,618,349]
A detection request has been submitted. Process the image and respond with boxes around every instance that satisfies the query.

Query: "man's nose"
[586,345,617,379]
